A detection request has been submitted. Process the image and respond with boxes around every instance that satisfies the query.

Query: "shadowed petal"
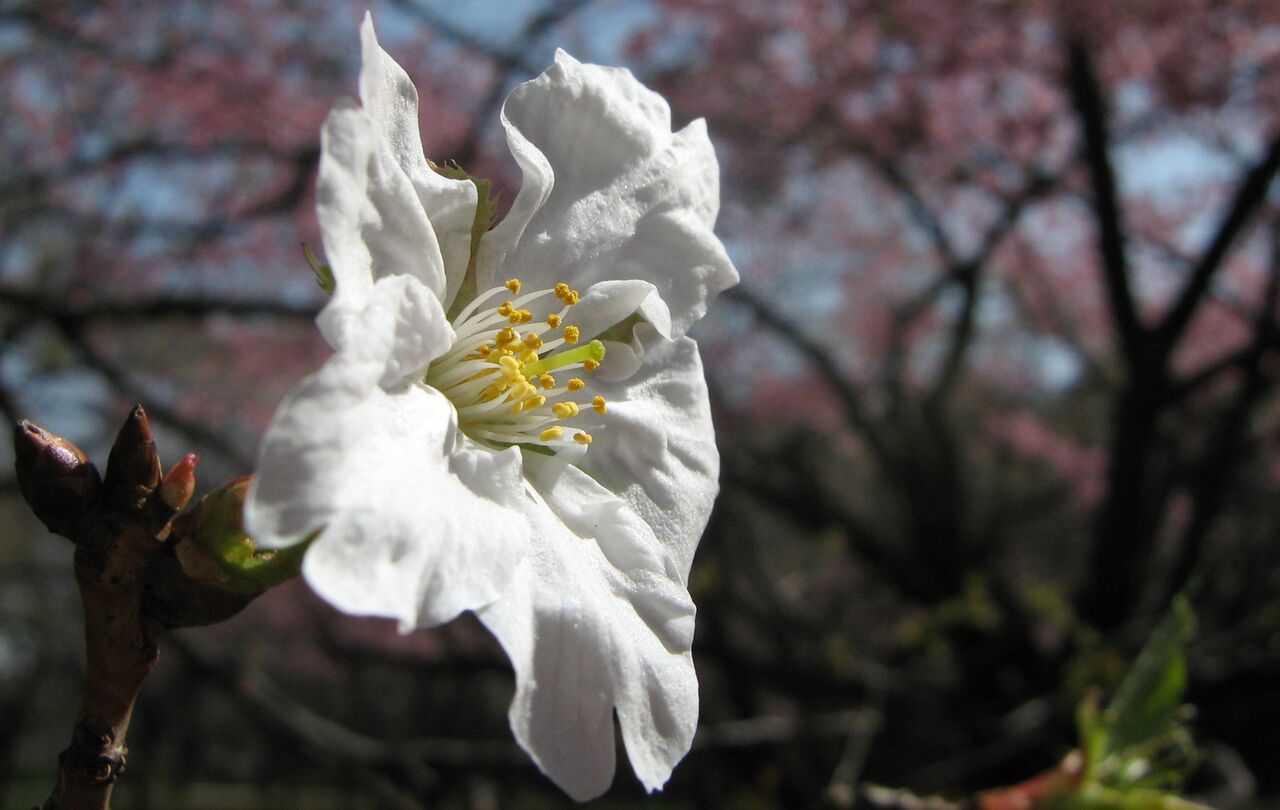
[316,98,448,321]
[569,331,719,582]
[247,367,528,630]
[317,274,455,391]
[478,462,697,801]
[358,14,477,307]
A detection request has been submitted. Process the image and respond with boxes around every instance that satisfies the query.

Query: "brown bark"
[45,536,165,809]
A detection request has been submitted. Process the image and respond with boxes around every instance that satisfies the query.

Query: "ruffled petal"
[568,279,672,345]
[246,369,529,630]
[358,14,477,307]
[478,50,738,338]
[477,461,697,801]
[572,331,719,582]
[318,274,456,391]
[316,97,446,314]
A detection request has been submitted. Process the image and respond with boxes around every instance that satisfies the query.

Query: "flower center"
[423,278,607,453]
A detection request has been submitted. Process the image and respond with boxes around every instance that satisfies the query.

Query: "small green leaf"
[1102,596,1195,755]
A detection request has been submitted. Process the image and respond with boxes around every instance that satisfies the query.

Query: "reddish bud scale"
[158,453,200,512]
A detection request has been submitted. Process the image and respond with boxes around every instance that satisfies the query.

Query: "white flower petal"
[474,100,553,289]
[478,50,738,337]
[358,14,478,308]
[318,274,455,390]
[316,97,447,310]
[478,462,697,801]
[576,330,719,582]
[246,369,529,630]
[570,279,672,345]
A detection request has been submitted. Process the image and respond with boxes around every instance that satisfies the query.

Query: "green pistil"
[522,340,605,378]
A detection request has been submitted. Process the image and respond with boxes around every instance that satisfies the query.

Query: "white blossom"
[246,14,737,800]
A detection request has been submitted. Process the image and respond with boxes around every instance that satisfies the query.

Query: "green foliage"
[1051,597,1208,810]
[1101,597,1196,758]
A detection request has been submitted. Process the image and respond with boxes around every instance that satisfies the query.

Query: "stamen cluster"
[423,279,607,452]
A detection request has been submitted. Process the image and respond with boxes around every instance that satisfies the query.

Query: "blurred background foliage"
[2,0,1280,807]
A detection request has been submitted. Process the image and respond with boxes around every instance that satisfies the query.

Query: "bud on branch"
[13,406,305,810]
[14,420,102,540]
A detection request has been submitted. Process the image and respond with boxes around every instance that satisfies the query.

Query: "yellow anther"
[539,373,555,389]
[567,378,586,391]
[496,327,516,345]
[554,282,571,299]
[510,401,526,414]
[520,348,539,364]
[477,344,492,357]
[546,313,562,328]
[505,278,522,294]
[553,402,580,418]
[499,355,523,380]
[540,426,565,441]
[564,290,580,305]
[583,358,600,372]
[518,309,534,323]
[498,301,515,317]
[481,384,503,401]
[520,381,539,399]
[574,432,593,445]
[592,395,607,414]
[507,310,523,324]
[523,333,543,350]
[527,394,547,411]
[563,325,580,344]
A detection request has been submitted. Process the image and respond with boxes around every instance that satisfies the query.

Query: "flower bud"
[13,420,102,539]
[103,405,161,513]
[157,453,199,512]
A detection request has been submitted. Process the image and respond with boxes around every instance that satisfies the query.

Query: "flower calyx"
[145,475,309,628]
[170,476,308,597]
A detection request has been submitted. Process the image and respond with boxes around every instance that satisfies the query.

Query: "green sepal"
[173,475,312,596]
[434,160,500,320]
[304,243,336,295]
